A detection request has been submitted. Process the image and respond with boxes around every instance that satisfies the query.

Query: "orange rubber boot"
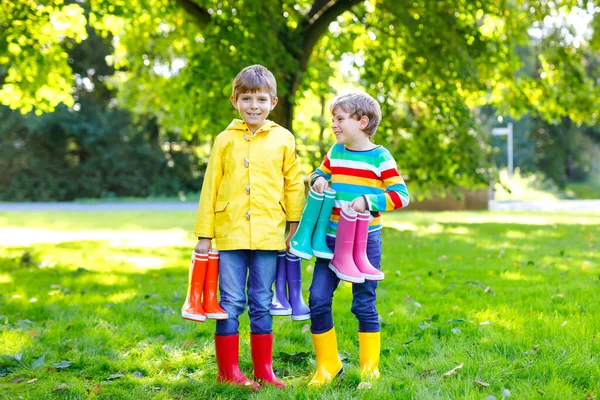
[181,252,207,322]
[203,251,228,320]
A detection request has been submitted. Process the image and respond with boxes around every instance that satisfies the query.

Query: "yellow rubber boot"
[358,331,381,381]
[309,327,343,386]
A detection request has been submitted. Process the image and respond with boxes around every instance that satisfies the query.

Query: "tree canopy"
[1,0,599,194]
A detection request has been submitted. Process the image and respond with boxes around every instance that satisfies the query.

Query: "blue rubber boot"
[286,252,310,321]
[311,188,336,259]
[290,188,324,260]
[270,251,292,316]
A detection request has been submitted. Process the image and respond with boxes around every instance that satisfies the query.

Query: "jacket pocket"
[214,200,230,238]
[215,200,229,213]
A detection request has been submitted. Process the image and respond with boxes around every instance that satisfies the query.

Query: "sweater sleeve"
[363,151,410,212]
[309,145,333,185]
[193,135,225,238]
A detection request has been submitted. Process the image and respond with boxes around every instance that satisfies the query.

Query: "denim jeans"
[216,250,277,335]
[308,229,382,334]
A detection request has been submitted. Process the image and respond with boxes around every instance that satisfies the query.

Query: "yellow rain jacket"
[194,119,305,250]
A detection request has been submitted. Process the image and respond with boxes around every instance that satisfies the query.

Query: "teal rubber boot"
[311,188,336,259]
[290,188,324,260]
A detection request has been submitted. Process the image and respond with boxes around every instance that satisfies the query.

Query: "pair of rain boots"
[215,332,285,390]
[269,251,311,320]
[181,250,228,322]
[290,188,384,283]
[309,327,381,386]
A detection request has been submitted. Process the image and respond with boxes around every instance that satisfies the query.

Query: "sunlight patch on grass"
[445,226,472,235]
[506,230,527,239]
[0,331,32,354]
[384,221,419,232]
[110,255,166,269]
[78,274,131,286]
[500,271,544,282]
[0,273,13,284]
[107,291,138,304]
[426,223,444,233]
[472,307,525,332]
[0,228,193,247]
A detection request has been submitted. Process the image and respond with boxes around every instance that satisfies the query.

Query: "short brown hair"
[330,92,382,136]
[232,65,277,100]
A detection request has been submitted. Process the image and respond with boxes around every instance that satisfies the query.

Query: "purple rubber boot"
[270,251,292,316]
[286,252,310,321]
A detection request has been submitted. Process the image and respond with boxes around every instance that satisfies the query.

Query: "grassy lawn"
[1,210,599,399]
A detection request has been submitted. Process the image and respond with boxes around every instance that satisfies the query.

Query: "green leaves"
[0,1,87,114]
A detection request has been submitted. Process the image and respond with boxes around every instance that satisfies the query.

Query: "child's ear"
[359,115,369,129]
[230,95,238,110]
[270,96,279,110]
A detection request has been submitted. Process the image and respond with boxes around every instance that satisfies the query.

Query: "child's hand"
[349,196,367,213]
[286,222,298,251]
[194,238,212,254]
[312,176,328,194]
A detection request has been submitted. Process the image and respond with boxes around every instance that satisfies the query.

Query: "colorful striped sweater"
[310,143,410,236]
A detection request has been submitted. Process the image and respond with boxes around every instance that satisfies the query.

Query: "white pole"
[491,123,515,177]
[507,122,513,177]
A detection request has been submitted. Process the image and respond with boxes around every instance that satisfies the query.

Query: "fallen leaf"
[357,382,372,390]
[52,361,72,369]
[419,369,436,378]
[90,383,102,394]
[12,377,24,384]
[27,378,38,384]
[106,374,124,380]
[31,355,45,368]
[53,383,67,391]
[442,363,464,377]
[474,380,490,387]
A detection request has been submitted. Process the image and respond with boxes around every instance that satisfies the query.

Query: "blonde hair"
[232,65,277,100]
[330,92,382,136]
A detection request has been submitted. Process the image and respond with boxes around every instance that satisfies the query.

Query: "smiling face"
[231,91,278,133]
[331,107,370,149]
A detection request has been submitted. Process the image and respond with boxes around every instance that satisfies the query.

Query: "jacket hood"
[226,119,279,132]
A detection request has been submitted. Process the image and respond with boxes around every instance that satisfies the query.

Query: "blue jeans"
[216,250,277,335]
[309,230,382,334]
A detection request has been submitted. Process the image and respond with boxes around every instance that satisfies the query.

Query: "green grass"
[1,210,600,399]
[566,180,600,200]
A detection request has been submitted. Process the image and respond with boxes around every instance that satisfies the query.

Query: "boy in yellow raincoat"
[193,65,305,389]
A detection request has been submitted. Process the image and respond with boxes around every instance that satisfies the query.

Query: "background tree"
[1,0,599,196]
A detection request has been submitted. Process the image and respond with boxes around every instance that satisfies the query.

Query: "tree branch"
[301,0,362,72]
[174,0,211,28]
[307,0,333,22]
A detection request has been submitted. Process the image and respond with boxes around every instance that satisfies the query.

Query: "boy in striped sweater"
[307,91,409,386]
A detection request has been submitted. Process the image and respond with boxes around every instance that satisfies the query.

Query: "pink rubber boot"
[328,206,365,283]
[354,212,384,281]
